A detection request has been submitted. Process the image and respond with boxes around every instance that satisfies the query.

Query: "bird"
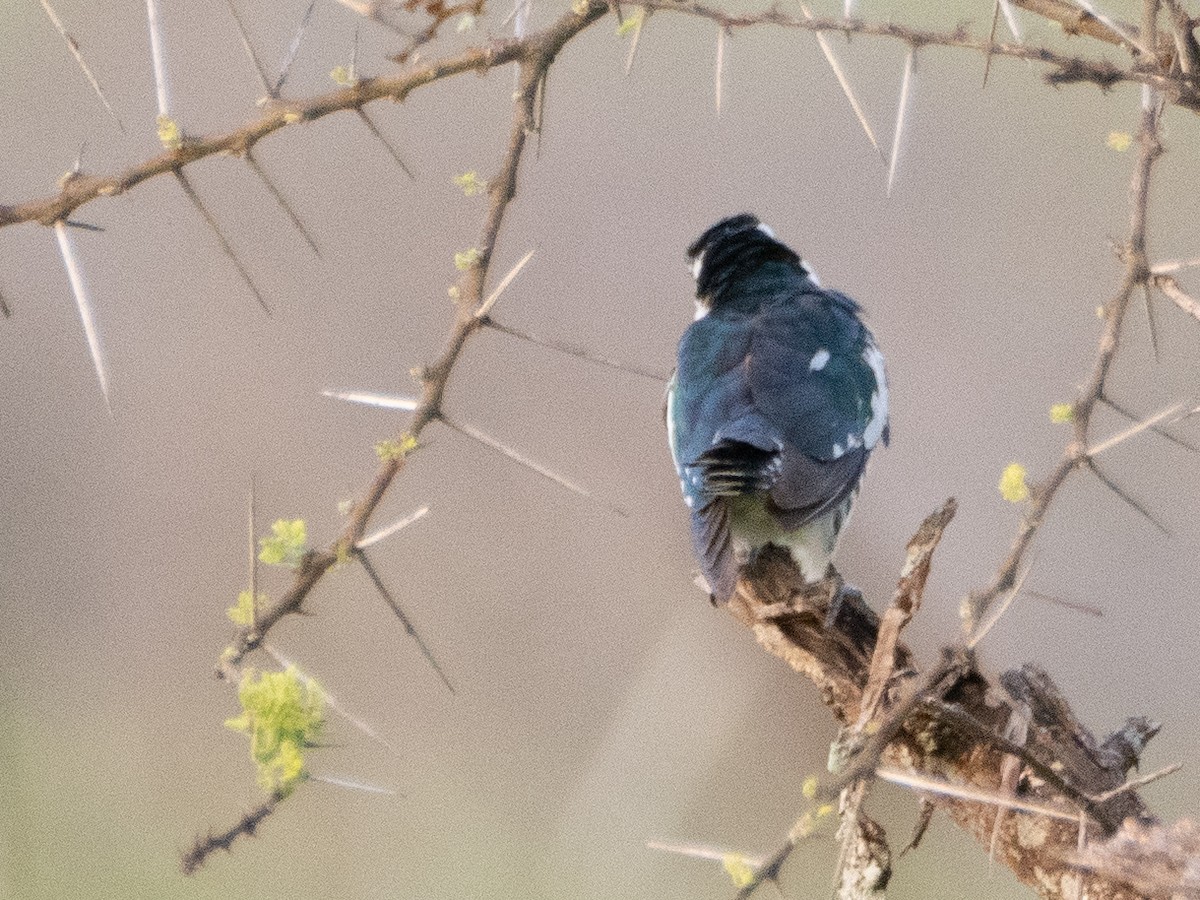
[666,213,888,605]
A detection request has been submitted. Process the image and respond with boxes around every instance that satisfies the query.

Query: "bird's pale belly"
[727,495,849,583]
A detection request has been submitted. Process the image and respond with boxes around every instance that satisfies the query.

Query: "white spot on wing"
[862,342,889,449]
[800,258,821,287]
[755,222,776,239]
[831,442,845,458]
[690,250,705,280]
[809,348,830,371]
[693,301,709,321]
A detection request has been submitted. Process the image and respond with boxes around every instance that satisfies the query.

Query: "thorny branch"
[5,0,1200,232]
[727,6,1197,895]
[13,0,1199,889]
[964,35,1166,631]
[183,3,606,872]
[216,2,607,676]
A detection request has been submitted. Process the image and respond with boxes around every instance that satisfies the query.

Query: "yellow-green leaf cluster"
[721,853,756,888]
[1107,131,1132,152]
[1049,403,1074,424]
[454,248,482,271]
[329,65,357,86]
[225,666,325,796]
[375,434,419,461]
[258,519,308,567]
[616,7,645,36]
[227,590,268,626]
[157,115,181,149]
[999,462,1031,503]
[454,171,487,197]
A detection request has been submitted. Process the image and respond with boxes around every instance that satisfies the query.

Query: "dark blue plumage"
[667,214,888,603]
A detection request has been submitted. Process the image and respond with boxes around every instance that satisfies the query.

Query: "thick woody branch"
[730,541,1162,899]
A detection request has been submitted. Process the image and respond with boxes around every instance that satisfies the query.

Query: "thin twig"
[181,793,281,875]
[965,57,1164,631]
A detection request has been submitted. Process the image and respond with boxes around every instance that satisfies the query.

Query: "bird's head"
[686,214,813,314]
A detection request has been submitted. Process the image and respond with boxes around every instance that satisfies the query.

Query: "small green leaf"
[616,7,644,36]
[453,171,488,197]
[226,666,324,796]
[454,248,482,271]
[1049,403,1074,424]
[376,434,419,461]
[227,590,268,626]
[999,463,1031,503]
[157,115,181,149]
[258,519,308,567]
[722,854,756,888]
[1107,131,1132,152]
[456,13,476,32]
[329,65,357,86]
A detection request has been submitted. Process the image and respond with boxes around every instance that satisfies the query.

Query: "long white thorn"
[646,840,766,867]
[145,0,171,118]
[1065,0,1148,53]
[274,0,318,95]
[40,0,123,129]
[799,3,884,164]
[1087,402,1186,457]
[356,506,430,549]
[321,389,419,411]
[887,49,916,197]
[442,416,627,516]
[54,221,110,411]
[310,774,398,795]
[877,767,1080,822]
[714,25,727,115]
[475,248,536,319]
[997,0,1023,41]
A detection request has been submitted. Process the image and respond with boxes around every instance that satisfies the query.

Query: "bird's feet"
[823,575,863,630]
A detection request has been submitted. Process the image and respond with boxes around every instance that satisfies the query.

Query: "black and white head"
[686,214,820,316]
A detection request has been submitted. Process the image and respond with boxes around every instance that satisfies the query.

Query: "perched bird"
[666,214,888,604]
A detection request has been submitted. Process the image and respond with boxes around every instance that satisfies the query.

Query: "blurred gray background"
[2,1,1199,898]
